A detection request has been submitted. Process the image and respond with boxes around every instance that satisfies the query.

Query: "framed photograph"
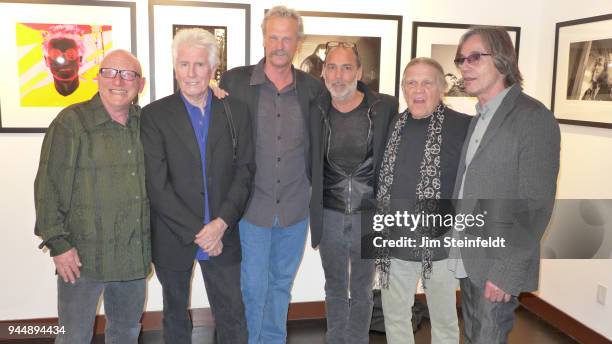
[551,13,612,129]
[295,11,402,97]
[411,21,521,115]
[149,1,250,101]
[0,0,136,133]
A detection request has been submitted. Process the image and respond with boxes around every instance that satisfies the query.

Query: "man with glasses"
[34,49,149,343]
[310,41,397,344]
[219,6,322,344]
[450,26,560,343]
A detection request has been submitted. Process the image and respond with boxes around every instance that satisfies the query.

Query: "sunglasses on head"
[325,41,359,56]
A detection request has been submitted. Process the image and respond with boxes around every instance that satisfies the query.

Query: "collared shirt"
[180,90,212,260]
[458,86,512,198]
[34,93,150,282]
[243,59,309,228]
[450,86,511,278]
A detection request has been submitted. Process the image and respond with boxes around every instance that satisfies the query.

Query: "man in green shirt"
[34,49,149,344]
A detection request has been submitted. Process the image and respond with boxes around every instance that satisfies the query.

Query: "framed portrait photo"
[551,13,612,129]
[0,0,136,132]
[411,21,521,115]
[294,11,403,97]
[149,0,250,101]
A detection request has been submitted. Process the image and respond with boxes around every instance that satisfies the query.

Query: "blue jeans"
[239,217,308,344]
[55,276,145,344]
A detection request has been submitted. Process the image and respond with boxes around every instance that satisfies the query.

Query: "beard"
[326,77,358,101]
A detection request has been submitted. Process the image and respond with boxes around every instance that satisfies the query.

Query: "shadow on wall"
[541,199,612,259]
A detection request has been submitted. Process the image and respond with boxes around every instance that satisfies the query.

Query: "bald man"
[35,49,150,344]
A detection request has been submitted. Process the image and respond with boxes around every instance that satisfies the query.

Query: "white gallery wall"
[1,0,611,340]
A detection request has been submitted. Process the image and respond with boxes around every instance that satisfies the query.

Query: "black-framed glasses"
[99,68,141,81]
[325,41,359,56]
[453,52,492,67]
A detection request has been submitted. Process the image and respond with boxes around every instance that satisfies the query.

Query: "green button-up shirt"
[34,93,151,282]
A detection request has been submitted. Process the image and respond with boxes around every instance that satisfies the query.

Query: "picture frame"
[149,1,250,101]
[295,11,403,97]
[411,21,521,115]
[0,0,136,133]
[551,13,612,129]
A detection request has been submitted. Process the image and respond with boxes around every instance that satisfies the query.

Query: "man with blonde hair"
[220,5,322,344]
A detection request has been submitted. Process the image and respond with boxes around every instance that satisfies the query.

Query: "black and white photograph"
[294,34,381,91]
[172,24,227,91]
[551,13,612,128]
[430,43,469,97]
[566,38,612,102]
[148,1,250,100]
[296,11,402,97]
[411,21,520,115]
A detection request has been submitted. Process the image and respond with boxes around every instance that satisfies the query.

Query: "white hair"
[172,28,219,68]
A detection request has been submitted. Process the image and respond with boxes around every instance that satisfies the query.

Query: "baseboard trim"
[518,293,610,344]
[1,293,609,343]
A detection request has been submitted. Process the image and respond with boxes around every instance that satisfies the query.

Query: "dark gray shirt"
[243,61,310,227]
[326,99,370,174]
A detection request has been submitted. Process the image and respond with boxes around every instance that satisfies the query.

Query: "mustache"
[271,49,288,56]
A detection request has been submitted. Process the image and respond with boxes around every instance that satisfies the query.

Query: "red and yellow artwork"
[17,23,112,107]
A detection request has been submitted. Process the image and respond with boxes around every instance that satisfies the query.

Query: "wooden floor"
[4,307,578,344]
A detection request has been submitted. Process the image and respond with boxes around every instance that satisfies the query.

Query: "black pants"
[460,277,519,344]
[155,260,247,344]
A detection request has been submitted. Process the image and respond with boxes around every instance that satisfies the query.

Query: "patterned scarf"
[375,103,445,289]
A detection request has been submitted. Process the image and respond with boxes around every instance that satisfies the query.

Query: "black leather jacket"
[322,97,375,214]
[309,81,398,247]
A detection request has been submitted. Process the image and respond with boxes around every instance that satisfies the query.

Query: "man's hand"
[207,241,224,257]
[209,81,229,99]
[484,280,511,303]
[195,218,228,254]
[53,248,82,284]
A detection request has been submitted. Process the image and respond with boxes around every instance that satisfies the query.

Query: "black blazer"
[141,93,255,270]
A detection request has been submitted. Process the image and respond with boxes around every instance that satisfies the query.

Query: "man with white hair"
[141,28,254,344]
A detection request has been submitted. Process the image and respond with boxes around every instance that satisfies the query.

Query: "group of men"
[34,5,560,344]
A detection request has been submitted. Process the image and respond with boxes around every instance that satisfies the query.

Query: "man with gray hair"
[450,26,560,343]
[35,49,148,343]
[310,41,397,344]
[141,28,254,344]
[220,5,322,344]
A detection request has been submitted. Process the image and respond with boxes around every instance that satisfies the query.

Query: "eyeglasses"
[325,41,359,56]
[99,68,141,81]
[453,52,492,67]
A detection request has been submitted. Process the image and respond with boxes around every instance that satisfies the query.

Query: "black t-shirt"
[327,98,370,174]
[389,108,471,260]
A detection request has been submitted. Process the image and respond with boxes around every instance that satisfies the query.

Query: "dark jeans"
[56,276,145,344]
[319,209,375,344]
[460,277,519,344]
[155,260,247,344]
